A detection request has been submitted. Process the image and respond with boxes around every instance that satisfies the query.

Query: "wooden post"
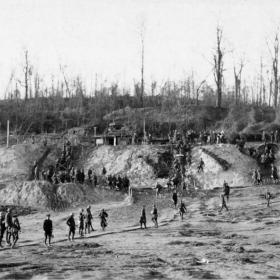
[7,120,9,148]
[143,118,147,144]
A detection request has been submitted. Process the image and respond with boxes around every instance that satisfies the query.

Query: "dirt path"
[1,186,280,279]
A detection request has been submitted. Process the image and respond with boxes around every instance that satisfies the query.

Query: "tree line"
[1,26,280,135]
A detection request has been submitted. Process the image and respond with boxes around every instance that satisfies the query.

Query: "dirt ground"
[1,184,280,280]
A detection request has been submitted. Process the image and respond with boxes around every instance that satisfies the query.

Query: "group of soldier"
[43,206,109,247]
[262,130,280,143]
[140,192,187,229]
[107,175,130,192]
[0,209,21,248]
[0,206,110,248]
[199,130,226,145]
[252,164,278,185]
[248,140,279,184]
[32,140,99,187]
[32,141,133,194]
[1,186,191,249]
[168,129,226,146]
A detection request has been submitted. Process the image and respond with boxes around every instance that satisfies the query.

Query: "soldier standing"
[43,214,53,247]
[66,213,76,241]
[85,206,94,234]
[151,205,158,228]
[139,206,147,229]
[0,212,5,247]
[5,208,13,246]
[79,209,85,237]
[179,200,187,220]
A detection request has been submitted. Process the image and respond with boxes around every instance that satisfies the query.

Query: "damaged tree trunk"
[213,27,224,108]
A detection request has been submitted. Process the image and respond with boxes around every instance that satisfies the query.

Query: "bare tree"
[196,80,206,106]
[34,72,40,99]
[151,81,157,97]
[267,33,279,107]
[259,57,265,105]
[273,34,279,107]
[234,59,244,105]
[60,64,71,98]
[140,25,145,108]
[23,50,32,100]
[266,70,273,107]
[213,27,224,108]
[4,71,14,100]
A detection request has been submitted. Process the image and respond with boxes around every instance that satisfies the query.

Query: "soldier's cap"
[13,214,18,217]
[46,214,51,217]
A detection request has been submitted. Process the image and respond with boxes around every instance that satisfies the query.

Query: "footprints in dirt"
[168,240,207,246]
[0,242,113,279]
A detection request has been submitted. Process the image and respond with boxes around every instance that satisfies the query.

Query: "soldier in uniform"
[66,213,76,241]
[43,214,53,247]
[139,206,147,229]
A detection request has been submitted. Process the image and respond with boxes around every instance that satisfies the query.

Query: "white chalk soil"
[0,144,43,185]
[189,144,257,189]
[84,145,169,188]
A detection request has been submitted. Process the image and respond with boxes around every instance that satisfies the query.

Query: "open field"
[1,185,280,279]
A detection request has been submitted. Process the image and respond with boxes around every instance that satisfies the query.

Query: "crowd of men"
[32,140,100,186]
[32,141,132,194]
[262,130,280,143]
[249,143,275,166]
[251,165,278,185]
[167,134,193,192]
[168,129,226,145]
[166,129,209,193]
[0,206,110,248]
[45,206,109,246]
[198,130,226,145]
[107,175,130,192]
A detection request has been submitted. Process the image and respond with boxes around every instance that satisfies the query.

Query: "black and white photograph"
[0,0,280,279]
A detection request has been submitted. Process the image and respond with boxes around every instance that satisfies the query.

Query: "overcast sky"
[0,0,280,96]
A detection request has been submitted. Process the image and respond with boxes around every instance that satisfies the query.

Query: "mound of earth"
[0,181,57,209]
[0,180,127,209]
[57,183,125,206]
[189,144,257,189]
[84,145,172,188]
[0,141,84,185]
[0,144,45,183]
